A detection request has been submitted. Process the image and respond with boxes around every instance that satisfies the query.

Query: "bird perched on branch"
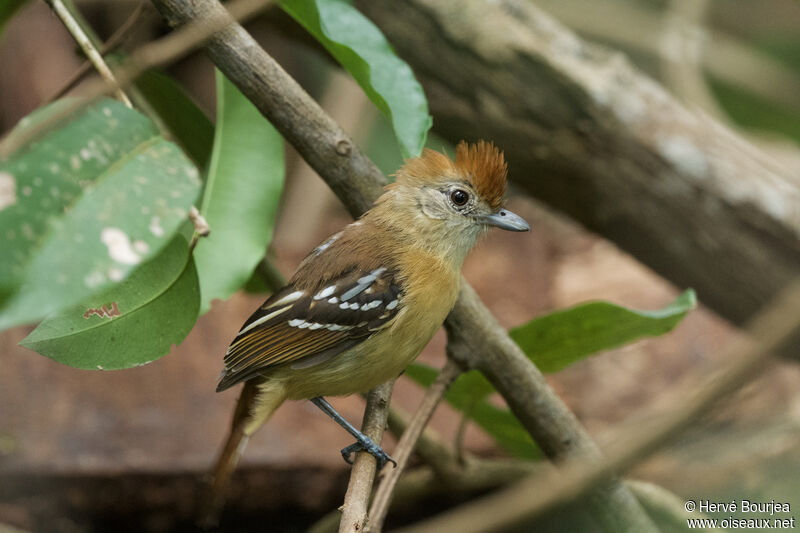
[203,140,529,521]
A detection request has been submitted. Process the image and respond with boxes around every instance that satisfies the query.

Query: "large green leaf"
[0,99,201,330]
[280,0,431,158]
[193,70,285,313]
[135,70,215,169]
[510,290,697,372]
[21,235,199,369]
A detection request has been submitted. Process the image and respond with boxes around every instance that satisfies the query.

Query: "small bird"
[203,141,528,520]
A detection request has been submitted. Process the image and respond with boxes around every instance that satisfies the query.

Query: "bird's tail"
[197,380,286,527]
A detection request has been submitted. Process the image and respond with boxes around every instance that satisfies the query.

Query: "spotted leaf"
[0,98,201,330]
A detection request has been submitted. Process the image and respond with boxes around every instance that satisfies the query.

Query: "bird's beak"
[479,209,530,232]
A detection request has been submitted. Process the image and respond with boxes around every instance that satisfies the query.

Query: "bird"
[202,140,529,521]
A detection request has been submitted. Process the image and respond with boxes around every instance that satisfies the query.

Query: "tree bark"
[355,0,800,326]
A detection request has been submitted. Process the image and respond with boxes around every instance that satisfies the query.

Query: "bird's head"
[375,140,529,263]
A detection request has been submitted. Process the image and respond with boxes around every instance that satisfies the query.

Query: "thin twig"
[397,280,800,533]
[339,380,395,533]
[367,359,462,532]
[46,2,147,103]
[47,0,133,106]
[0,0,273,158]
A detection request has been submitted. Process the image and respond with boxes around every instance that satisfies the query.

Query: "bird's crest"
[396,140,507,210]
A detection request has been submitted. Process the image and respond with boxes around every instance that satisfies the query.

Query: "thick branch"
[355,0,800,326]
[149,0,655,529]
[399,281,800,533]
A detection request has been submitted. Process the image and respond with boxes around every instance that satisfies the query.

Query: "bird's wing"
[216,266,402,391]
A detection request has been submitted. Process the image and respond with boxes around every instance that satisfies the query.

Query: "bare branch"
[367,359,462,532]
[396,280,800,533]
[339,380,395,533]
[46,0,133,106]
[1,0,274,158]
[46,2,147,103]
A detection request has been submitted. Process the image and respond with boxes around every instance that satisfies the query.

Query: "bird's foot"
[341,438,397,470]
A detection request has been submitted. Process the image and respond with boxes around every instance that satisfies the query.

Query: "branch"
[396,280,800,533]
[147,0,655,529]
[46,2,147,103]
[0,0,275,157]
[46,0,133,106]
[355,0,800,328]
[367,359,462,532]
[339,380,395,533]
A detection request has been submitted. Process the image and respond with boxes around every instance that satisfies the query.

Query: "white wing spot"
[339,302,350,310]
[328,297,339,304]
[0,172,17,211]
[349,302,360,310]
[101,227,142,265]
[288,319,304,327]
[386,299,399,310]
[270,290,305,307]
[308,323,324,330]
[314,285,336,300]
[239,304,293,335]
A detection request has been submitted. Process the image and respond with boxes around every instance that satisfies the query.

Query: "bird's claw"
[341,439,397,470]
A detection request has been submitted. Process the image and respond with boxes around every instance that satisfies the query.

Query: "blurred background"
[1,0,799,531]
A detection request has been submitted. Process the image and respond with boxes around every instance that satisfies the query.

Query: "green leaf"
[0,0,27,34]
[193,70,285,313]
[21,235,199,369]
[0,99,201,330]
[405,292,696,459]
[135,70,215,169]
[280,0,431,158]
[405,364,540,459]
[510,290,697,373]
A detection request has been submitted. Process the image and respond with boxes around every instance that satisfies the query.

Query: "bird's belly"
[278,317,439,399]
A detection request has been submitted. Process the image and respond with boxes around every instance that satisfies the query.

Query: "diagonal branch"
[339,381,396,533]
[46,2,147,104]
[367,359,462,532]
[397,280,800,533]
[147,0,656,530]
[46,0,133,107]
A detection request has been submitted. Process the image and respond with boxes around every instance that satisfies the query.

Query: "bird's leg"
[310,397,396,469]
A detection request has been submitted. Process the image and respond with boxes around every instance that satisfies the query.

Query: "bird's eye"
[450,189,470,206]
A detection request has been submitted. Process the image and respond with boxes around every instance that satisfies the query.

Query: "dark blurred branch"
[148,0,656,530]
[355,0,800,327]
